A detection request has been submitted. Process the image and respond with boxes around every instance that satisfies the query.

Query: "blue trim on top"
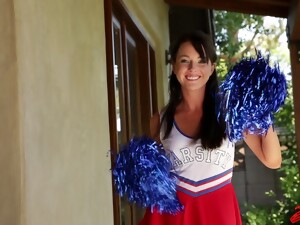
[177,178,232,197]
[171,167,233,186]
[173,120,194,139]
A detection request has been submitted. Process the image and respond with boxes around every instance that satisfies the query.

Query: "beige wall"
[0,0,21,224]
[123,0,170,109]
[0,0,169,224]
[12,0,113,224]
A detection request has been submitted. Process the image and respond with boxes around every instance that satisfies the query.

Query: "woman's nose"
[188,61,196,70]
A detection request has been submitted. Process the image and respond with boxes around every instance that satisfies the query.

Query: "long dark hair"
[161,30,226,149]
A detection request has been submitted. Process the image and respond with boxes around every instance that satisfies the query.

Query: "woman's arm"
[243,126,282,169]
[150,112,161,142]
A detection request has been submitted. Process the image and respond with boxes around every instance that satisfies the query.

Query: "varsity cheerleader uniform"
[138,119,242,225]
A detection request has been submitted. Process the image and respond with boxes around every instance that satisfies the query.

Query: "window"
[104,0,157,224]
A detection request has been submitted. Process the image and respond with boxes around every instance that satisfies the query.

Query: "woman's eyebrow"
[178,55,201,58]
[177,54,190,58]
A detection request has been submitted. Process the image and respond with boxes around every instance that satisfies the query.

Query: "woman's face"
[172,41,215,92]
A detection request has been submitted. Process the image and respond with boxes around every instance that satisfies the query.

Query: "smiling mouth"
[186,76,201,81]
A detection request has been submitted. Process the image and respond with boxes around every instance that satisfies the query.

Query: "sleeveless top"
[160,118,235,198]
[137,113,242,225]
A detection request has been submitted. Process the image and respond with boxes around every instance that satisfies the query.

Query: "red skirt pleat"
[138,183,242,225]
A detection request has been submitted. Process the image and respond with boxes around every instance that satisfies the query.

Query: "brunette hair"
[161,30,226,149]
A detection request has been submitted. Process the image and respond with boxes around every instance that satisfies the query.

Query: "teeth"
[186,76,199,80]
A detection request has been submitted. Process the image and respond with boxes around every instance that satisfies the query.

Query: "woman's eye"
[198,58,207,64]
[180,59,189,63]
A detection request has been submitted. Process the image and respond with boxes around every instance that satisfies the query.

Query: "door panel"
[105,1,157,224]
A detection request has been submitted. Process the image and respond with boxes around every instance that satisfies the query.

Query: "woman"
[138,30,282,225]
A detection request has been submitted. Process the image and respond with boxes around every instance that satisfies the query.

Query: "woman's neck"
[179,87,205,112]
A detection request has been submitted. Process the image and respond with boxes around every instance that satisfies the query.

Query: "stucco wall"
[123,0,170,109]
[12,0,113,224]
[0,0,21,224]
[0,0,169,224]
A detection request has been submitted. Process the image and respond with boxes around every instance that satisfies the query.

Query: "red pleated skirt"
[138,183,242,225]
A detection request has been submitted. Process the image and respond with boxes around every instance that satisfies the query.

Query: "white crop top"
[160,118,235,197]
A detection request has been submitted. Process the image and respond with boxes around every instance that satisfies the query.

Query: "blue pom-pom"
[218,51,287,142]
[112,136,183,214]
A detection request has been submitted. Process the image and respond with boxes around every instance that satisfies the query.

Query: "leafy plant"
[214,10,299,224]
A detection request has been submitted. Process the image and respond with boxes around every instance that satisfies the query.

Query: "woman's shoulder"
[150,111,161,142]
[150,106,169,141]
